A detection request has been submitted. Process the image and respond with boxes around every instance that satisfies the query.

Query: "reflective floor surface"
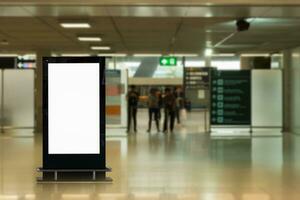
[0,111,300,200]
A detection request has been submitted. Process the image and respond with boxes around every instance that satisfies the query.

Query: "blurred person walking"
[174,87,184,124]
[163,88,176,133]
[126,86,139,133]
[156,89,163,121]
[147,88,160,133]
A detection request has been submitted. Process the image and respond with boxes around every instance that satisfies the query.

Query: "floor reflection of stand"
[36,167,112,183]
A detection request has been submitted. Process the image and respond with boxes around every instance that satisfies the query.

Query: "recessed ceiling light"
[241,53,270,57]
[60,22,91,29]
[78,37,102,42]
[123,61,141,67]
[212,53,236,57]
[61,53,91,57]
[91,46,111,50]
[0,53,18,57]
[133,54,162,57]
[171,54,199,57]
[204,48,213,57]
[97,53,127,57]
[0,39,9,45]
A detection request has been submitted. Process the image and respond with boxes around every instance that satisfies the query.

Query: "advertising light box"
[43,57,105,169]
[48,63,100,154]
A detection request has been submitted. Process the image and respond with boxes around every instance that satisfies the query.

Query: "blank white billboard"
[48,63,100,154]
[252,70,282,128]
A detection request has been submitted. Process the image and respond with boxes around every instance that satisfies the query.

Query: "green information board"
[159,56,177,66]
[211,70,251,125]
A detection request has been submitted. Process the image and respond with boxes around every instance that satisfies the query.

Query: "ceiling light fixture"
[212,53,236,57]
[0,39,9,45]
[204,48,213,57]
[123,61,141,67]
[171,54,199,57]
[61,53,91,57]
[60,22,91,29]
[97,53,127,57]
[133,54,162,57]
[241,53,270,57]
[0,53,18,57]
[78,37,102,42]
[91,46,111,50]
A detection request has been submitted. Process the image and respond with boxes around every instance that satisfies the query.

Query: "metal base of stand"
[36,167,112,183]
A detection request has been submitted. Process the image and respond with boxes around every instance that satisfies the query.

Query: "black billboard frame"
[38,57,111,182]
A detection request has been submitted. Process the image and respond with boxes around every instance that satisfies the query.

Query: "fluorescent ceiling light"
[212,53,236,57]
[204,48,213,57]
[171,54,199,57]
[272,53,283,57]
[97,53,127,57]
[60,22,91,28]
[78,37,101,42]
[91,46,111,50]
[0,39,9,45]
[133,54,162,57]
[123,61,141,68]
[0,54,18,57]
[241,53,270,57]
[61,54,91,57]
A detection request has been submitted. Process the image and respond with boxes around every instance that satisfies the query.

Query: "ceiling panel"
[0,15,299,54]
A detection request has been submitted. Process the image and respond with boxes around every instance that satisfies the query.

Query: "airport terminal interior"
[1,1,300,200]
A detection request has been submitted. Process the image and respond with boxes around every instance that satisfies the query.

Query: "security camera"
[236,19,250,32]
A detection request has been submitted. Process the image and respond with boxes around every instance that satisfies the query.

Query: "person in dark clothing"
[127,86,139,133]
[163,88,176,133]
[147,88,160,133]
[156,90,163,121]
[174,87,184,124]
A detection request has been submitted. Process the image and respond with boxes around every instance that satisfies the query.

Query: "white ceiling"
[1,6,300,54]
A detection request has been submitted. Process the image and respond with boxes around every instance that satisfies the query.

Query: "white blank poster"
[251,70,282,127]
[48,63,100,154]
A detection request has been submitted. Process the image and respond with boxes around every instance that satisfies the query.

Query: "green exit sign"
[159,57,177,66]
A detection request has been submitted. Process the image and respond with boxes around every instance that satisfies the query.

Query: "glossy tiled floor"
[0,110,300,200]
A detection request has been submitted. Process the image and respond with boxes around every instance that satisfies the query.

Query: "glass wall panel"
[3,69,34,128]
